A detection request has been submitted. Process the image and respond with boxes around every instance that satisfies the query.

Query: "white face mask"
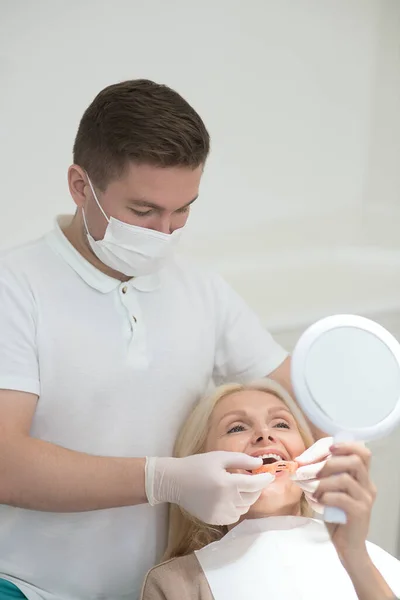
[82,175,183,277]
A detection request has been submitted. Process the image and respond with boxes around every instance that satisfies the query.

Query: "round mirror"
[291,315,400,440]
[291,315,400,524]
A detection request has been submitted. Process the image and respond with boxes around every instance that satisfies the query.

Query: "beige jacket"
[140,553,213,600]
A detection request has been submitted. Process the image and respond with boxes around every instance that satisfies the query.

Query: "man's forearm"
[341,549,397,600]
[0,434,147,511]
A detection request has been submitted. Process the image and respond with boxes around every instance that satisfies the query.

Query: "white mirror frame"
[291,314,400,441]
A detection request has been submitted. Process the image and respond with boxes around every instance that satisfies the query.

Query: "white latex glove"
[145,452,275,525]
[291,437,334,514]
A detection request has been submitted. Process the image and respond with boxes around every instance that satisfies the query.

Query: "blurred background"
[1,0,399,555]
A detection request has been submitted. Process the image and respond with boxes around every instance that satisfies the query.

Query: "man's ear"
[68,165,88,208]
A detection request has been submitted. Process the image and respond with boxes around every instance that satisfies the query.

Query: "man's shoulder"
[1,236,49,267]
[0,235,53,286]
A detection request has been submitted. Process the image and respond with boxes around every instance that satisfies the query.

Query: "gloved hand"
[291,437,334,513]
[145,452,275,525]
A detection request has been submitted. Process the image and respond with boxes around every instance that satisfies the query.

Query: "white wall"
[0,0,387,250]
[363,0,400,221]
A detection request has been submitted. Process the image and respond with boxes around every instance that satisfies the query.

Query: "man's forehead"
[107,163,203,208]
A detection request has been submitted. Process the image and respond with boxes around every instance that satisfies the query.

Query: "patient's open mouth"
[247,454,298,476]
[261,454,282,465]
[246,453,283,473]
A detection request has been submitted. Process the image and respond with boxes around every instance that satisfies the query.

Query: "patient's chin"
[247,478,303,518]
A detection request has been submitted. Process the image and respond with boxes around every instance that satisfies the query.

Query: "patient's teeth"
[258,453,284,461]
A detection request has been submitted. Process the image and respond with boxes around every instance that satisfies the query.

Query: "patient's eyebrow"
[268,406,293,417]
[219,409,248,422]
[220,406,293,423]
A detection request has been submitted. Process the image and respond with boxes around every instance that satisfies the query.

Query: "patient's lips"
[252,459,298,476]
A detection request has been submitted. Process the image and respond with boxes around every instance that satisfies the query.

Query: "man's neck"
[62,213,131,282]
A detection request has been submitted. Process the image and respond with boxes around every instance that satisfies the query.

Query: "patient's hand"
[312,442,377,562]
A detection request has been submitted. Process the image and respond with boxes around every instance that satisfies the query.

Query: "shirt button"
[121,286,128,294]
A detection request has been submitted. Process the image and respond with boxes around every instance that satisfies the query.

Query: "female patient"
[140,379,400,600]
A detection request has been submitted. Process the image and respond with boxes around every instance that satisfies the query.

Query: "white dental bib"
[195,517,400,600]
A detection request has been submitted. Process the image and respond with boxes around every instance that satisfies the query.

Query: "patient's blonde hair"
[163,378,314,561]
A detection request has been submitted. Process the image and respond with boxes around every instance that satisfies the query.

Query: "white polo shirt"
[0,216,287,600]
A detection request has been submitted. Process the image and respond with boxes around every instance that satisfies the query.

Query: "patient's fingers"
[328,442,371,469]
[317,454,370,489]
[314,472,367,503]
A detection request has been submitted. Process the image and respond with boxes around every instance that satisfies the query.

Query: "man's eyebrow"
[128,195,198,211]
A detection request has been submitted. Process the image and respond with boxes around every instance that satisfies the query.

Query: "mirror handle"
[323,431,355,525]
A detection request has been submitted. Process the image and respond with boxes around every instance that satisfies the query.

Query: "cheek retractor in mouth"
[251,459,298,475]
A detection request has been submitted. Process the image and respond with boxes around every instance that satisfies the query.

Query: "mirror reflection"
[304,327,400,429]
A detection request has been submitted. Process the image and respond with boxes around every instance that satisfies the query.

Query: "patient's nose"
[255,434,277,443]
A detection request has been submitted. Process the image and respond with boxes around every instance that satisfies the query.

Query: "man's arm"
[0,389,147,511]
[0,390,278,525]
[268,355,326,440]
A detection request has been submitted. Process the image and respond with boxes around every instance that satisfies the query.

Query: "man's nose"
[153,217,173,234]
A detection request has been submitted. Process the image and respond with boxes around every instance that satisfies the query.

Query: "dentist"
[0,79,292,600]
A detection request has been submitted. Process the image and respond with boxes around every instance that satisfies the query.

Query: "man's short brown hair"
[73,79,210,190]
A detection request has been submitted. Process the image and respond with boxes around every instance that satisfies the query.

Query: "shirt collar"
[45,215,161,294]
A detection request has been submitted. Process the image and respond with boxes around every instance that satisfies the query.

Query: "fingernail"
[329,444,339,452]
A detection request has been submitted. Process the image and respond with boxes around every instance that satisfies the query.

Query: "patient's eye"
[274,421,290,429]
[227,424,246,434]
